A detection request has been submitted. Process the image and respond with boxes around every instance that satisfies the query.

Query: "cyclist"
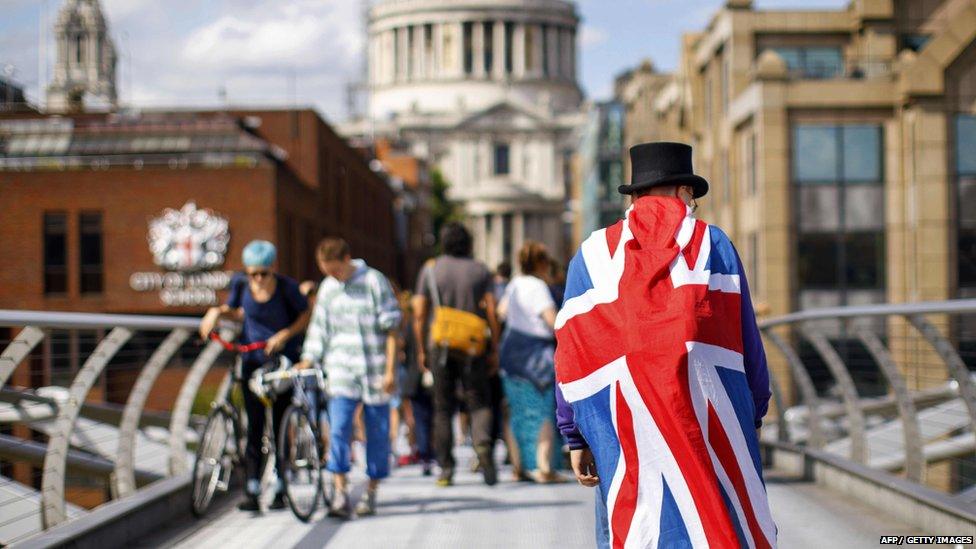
[297,237,400,518]
[199,240,310,512]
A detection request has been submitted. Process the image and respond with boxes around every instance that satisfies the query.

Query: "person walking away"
[199,240,310,512]
[398,292,436,475]
[498,242,564,483]
[555,142,776,548]
[297,238,401,518]
[412,222,501,487]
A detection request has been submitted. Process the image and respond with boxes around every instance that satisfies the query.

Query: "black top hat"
[618,142,709,198]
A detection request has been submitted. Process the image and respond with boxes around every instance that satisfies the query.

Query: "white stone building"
[350,0,584,268]
[46,0,118,113]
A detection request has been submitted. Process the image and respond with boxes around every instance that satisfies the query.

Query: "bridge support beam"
[114,328,190,498]
[802,327,867,463]
[41,327,133,529]
[762,329,825,449]
[856,329,925,482]
[0,326,45,388]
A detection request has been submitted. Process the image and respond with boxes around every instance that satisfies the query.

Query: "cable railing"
[758,298,976,496]
[0,310,237,546]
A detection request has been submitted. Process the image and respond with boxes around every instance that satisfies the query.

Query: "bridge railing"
[0,310,237,546]
[758,299,976,495]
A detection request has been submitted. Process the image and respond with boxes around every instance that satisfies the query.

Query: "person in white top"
[497,242,566,483]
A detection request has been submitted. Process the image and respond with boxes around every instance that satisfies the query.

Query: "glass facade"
[793,124,885,295]
[771,47,843,79]
[958,115,976,292]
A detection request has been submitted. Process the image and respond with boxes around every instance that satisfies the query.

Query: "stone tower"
[46,0,118,113]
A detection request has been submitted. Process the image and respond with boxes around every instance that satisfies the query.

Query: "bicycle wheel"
[191,407,238,517]
[278,405,324,522]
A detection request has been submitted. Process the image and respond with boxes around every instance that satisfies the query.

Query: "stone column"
[569,28,577,81]
[560,28,572,80]
[413,25,425,79]
[398,27,410,81]
[433,24,444,79]
[513,213,526,268]
[492,20,506,79]
[385,29,397,84]
[473,21,486,78]
[513,23,526,78]
[454,22,465,77]
[531,24,544,78]
[546,25,559,79]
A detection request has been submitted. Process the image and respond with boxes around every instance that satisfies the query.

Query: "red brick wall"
[0,164,277,314]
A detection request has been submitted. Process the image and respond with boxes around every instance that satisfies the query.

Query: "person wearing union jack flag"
[554,142,776,548]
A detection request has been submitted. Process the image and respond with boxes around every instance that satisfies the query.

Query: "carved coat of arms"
[148,201,230,272]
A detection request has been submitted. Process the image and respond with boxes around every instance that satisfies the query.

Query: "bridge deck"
[135,446,926,549]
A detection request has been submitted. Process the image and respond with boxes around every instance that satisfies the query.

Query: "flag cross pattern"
[555,200,776,549]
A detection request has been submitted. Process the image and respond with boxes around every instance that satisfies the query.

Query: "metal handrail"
[759,299,976,329]
[0,310,200,330]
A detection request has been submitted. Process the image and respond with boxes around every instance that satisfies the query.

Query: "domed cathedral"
[46,0,118,113]
[362,0,584,267]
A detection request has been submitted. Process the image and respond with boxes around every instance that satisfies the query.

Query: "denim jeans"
[327,396,391,480]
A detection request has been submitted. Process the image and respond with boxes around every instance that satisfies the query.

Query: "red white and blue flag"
[555,197,776,549]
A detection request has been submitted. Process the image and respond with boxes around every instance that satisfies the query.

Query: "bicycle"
[265,367,331,522]
[189,333,264,517]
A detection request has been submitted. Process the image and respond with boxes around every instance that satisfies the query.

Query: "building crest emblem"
[148,201,230,272]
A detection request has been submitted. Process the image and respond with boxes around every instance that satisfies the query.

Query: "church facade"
[349,0,585,267]
[46,0,118,113]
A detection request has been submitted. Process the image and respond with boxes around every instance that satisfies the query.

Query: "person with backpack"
[412,222,501,487]
[297,238,401,518]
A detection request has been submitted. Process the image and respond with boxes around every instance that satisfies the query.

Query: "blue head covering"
[242,240,277,268]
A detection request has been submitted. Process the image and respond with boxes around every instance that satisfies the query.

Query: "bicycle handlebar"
[260,368,323,383]
[209,331,267,353]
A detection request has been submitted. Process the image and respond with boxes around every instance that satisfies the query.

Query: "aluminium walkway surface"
[135,446,928,549]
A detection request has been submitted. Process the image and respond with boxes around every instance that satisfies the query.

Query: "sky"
[0,0,849,124]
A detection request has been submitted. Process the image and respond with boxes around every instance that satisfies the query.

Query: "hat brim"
[618,174,709,199]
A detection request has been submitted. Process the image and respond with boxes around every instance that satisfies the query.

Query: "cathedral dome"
[367,0,581,119]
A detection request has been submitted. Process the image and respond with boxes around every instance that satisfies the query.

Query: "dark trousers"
[240,361,292,493]
[430,348,493,471]
[411,391,434,461]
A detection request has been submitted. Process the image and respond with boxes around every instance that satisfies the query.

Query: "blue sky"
[0,0,848,122]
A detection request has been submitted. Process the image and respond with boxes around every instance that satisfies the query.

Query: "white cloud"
[579,25,608,48]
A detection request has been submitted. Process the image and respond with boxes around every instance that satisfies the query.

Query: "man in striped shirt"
[298,238,401,518]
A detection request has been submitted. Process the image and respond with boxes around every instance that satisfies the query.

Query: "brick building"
[0,108,403,405]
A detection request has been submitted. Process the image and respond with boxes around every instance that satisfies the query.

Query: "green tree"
[430,168,461,251]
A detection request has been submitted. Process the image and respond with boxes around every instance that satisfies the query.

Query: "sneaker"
[422,461,433,477]
[354,490,377,516]
[327,490,350,519]
[476,446,497,486]
[269,492,288,510]
[435,469,453,487]
[237,495,260,512]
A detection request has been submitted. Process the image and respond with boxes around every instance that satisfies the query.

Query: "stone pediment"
[454,102,552,132]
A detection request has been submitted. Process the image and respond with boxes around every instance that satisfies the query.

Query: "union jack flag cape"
[554,197,776,549]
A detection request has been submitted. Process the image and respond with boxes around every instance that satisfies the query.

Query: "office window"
[79,212,103,294]
[958,115,976,289]
[493,143,510,176]
[769,47,843,79]
[44,212,68,294]
[793,124,885,299]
